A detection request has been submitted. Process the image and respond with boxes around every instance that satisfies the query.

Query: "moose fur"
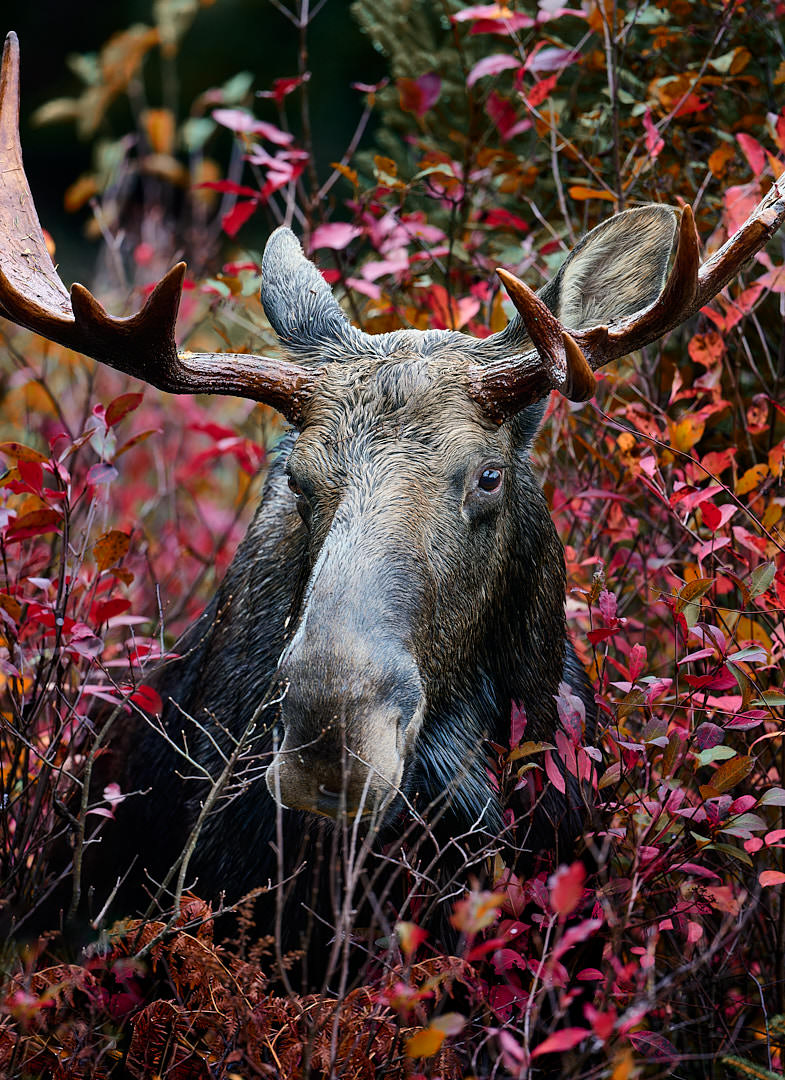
[99,206,678,964]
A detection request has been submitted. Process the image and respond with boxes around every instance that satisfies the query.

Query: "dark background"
[6,0,386,278]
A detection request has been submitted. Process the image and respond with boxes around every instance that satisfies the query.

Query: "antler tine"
[467,270,597,421]
[0,31,316,425]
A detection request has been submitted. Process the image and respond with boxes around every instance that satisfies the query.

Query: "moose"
[2,31,785,971]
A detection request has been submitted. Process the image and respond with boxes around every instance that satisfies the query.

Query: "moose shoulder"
[2,31,784,953]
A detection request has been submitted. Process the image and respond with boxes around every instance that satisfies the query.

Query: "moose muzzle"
[265,641,424,819]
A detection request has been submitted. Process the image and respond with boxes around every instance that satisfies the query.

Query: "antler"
[471,182,785,423]
[0,32,316,424]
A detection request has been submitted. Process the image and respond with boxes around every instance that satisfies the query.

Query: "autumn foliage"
[2,0,785,1076]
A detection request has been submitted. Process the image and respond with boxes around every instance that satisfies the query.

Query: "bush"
[1,1,784,1076]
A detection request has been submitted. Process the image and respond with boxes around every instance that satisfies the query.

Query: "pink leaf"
[466,54,521,87]
[510,701,527,746]
[643,110,664,159]
[310,222,363,251]
[212,108,293,145]
[760,870,785,887]
[397,73,441,116]
[544,750,566,793]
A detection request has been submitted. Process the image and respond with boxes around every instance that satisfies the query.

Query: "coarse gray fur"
[105,205,676,973]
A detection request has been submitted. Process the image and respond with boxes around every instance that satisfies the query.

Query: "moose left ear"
[261,226,365,361]
[541,205,678,330]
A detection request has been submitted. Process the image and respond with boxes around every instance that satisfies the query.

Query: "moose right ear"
[541,205,678,330]
[261,227,364,362]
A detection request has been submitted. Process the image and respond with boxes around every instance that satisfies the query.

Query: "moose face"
[266,355,530,819]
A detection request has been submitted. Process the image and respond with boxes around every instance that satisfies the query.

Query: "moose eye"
[477,467,503,493]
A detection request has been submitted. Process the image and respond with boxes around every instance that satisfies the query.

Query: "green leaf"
[748,561,776,600]
[760,787,785,807]
[709,843,753,867]
[695,745,736,767]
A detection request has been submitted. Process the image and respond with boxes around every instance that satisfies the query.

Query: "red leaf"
[628,1031,679,1061]
[130,685,163,715]
[736,132,766,175]
[5,508,62,542]
[93,598,132,624]
[106,392,144,428]
[531,1027,590,1057]
[258,73,310,106]
[549,861,586,918]
[484,208,529,232]
[222,200,258,237]
[17,459,43,494]
[527,73,557,107]
[197,180,263,198]
[397,74,441,117]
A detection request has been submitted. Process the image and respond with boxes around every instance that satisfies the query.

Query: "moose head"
[2,30,784,830]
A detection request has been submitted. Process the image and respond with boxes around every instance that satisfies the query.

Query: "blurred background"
[7,0,386,279]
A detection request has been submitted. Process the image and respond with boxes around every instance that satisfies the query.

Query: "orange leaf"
[708,143,735,179]
[568,185,616,202]
[0,442,48,463]
[94,530,131,571]
[711,755,754,794]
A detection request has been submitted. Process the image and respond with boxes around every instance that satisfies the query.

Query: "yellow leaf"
[675,578,714,610]
[568,185,616,202]
[762,501,782,531]
[669,415,705,453]
[405,1025,446,1058]
[775,60,785,85]
[94,530,131,571]
[735,463,768,496]
[611,1048,636,1080]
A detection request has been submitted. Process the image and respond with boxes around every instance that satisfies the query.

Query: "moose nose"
[265,718,404,818]
[266,644,423,818]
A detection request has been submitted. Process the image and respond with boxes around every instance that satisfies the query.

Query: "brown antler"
[0,32,316,424]
[471,182,785,423]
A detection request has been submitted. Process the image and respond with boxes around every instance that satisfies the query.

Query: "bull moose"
[2,30,784,972]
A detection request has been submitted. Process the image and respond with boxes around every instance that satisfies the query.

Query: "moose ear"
[540,205,678,331]
[261,226,364,360]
